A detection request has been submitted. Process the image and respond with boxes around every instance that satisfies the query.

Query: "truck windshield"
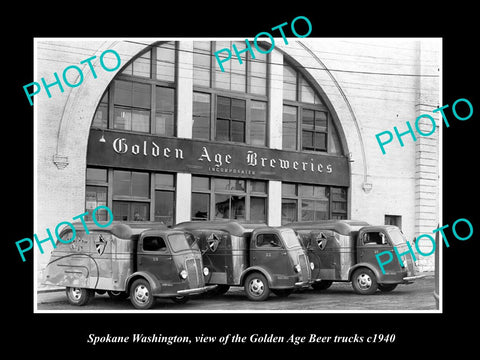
[168,233,191,252]
[387,227,408,246]
[281,229,302,249]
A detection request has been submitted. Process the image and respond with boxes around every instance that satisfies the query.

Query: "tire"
[351,268,378,295]
[130,279,155,309]
[65,287,93,306]
[244,272,270,301]
[171,296,189,304]
[378,283,398,292]
[107,290,129,301]
[312,280,333,291]
[272,289,293,298]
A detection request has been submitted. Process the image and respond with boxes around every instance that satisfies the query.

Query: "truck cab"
[175,221,313,301]
[43,221,213,309]
[287,220,422,295]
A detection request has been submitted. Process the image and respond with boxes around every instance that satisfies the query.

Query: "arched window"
[192,41,268,146]
[87,41,348,225]
[91,42,176,137]
[282,62,344,155]
[88,42,177,225]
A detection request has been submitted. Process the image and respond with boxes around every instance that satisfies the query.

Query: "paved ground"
[36,275,436,311]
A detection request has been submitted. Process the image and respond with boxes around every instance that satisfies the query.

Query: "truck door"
[200,231,228,284]
[310,230,340,280]
[357,230,390,270]
[251,232,288,278]
[138,235,176,283]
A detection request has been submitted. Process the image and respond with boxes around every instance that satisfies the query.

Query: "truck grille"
[186,258,202,288]
[298,253,310,282]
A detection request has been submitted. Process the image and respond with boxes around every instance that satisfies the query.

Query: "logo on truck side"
[207,233,221,253]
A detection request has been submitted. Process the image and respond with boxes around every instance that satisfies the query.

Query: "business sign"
[87,129,350,186]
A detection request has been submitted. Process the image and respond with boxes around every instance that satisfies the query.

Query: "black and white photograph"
[33,36,441,313]
[8,8,478,355]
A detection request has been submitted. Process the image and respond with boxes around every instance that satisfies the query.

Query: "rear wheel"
[244,273,270,301]
[351,268,378,295]
[130,279,155,309]
[66,287,93,306]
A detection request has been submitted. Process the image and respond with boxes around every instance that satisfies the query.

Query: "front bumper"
[402,274,426,284]
[294,280,313,288]
[176,285,217,296]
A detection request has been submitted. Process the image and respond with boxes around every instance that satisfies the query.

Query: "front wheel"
[244,273,270,301]
[351,268,378,295]
[66,287,93,306]
[130,279,155,309]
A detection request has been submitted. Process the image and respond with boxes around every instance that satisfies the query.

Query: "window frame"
[192,41,269,146]
[282,63,343,154]
[281,183,348,224]
[91,42,178,138]
[85,167,176,223]
[191,176,267,221]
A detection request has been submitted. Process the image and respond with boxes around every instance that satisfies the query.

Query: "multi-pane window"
[113,80,151,133]
[85,168,108,221]
[154,86,175,136]
[92,91,108,128]
[193,42,211,87]
[154,173,175,226]
[282,63,342,154]
[192,41,268,145]
[250,100,267,146]
[191,176,267,221]
[281,183,347,224]
[282,105,297,150]
[192,92,211,140]
[302,109,328,152]
[216,96,246,143]
[86,167,176,224]
[91,42,176,137]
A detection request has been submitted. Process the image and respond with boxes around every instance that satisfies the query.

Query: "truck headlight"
[203,267,209,276]
[180,269,188,279]
[294,264,301,273]
[310,262,315,270]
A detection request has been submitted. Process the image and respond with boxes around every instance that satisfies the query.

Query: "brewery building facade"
[35,38,441,279]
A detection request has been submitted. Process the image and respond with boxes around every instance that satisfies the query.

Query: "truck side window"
[363,232,385,245]
[257,234,281,248]
[143,236,167,252]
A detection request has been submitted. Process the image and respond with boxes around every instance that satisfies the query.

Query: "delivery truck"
[174,220,313,301]
[287,220,423,295]
[43,221,213,309]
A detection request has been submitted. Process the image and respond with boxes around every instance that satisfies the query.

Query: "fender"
[239,266,274,286]
[348,263,382,282]
[125,271,162,295]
